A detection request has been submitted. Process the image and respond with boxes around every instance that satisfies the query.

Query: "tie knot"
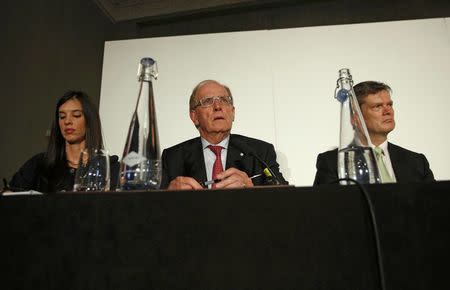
[374,147,384,157]
[208,145,223,156]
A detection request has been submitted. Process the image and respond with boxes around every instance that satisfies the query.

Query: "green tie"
[373,147,393,183]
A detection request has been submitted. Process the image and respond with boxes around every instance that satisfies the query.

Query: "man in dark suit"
[161,80,286,190]
[314,81,434,185]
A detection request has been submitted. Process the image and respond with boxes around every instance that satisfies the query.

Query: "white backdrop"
[100,17,450,186]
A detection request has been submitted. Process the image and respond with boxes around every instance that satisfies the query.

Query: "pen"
[202,179,220,187]
[201,173,263,188]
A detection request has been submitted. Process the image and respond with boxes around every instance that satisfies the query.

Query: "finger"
[215,172,253,189]
[214,175,239,188]
[182,177,203,190]
[168,176,203,190]
[216,168,253,188]
[216,167,246,180]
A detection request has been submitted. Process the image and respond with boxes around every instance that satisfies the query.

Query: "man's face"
[189,82,235,139]
[360,90,395,138]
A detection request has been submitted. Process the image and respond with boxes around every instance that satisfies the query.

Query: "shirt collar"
[201,135,230,150]
[377,139,389,152]
[371,139,389,152]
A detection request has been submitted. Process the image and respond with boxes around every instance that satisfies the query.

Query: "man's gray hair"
[189,80,233,110]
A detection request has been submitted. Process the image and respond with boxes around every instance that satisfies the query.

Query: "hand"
[214,167,254,189]
[167,176,204,190]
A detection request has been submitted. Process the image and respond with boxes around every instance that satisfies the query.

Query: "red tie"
[208,145,223,188]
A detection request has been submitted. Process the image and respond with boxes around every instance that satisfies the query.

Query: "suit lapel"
[388,142,404,182]
[183,138,208,183]
[227,135,253,173]
[182,135,255,183]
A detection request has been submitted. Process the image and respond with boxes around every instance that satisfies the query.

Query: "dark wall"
[0,0,112,182]
[110,0,450,39]
[2,0,450,185]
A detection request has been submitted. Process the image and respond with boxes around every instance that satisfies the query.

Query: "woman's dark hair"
[45,90,104,168]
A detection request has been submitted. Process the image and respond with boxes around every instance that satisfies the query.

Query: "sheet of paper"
[2,190,44,196]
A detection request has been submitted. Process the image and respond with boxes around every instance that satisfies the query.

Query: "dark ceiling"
[94,0,289,23]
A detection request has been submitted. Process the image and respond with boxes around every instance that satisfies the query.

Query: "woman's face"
[58,98,86,144]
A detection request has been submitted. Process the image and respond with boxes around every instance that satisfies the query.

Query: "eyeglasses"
[194,96,233,108]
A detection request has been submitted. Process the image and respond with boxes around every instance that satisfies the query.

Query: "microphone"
[231,138,282,185]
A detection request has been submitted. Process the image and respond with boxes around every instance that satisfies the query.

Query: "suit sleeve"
[420,154,435,182]
[313,152,338,186]
[263,143,288,185]
[160,149,170,189]
[9,154,44,191]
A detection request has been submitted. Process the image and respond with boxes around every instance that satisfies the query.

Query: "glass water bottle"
[334,68,381,184]
[120,57,161,190]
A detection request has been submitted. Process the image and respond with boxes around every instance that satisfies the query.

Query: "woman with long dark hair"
[10,90,118,192]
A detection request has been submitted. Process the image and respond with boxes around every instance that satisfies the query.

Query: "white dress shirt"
[372,140,397,182]
[201,136,230,183]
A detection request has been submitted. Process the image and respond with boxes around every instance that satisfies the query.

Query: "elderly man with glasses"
[160,79,287,190]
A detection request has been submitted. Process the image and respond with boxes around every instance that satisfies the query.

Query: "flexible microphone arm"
[231,138,282,185]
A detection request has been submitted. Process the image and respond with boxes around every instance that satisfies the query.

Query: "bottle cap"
[138,57,158,81]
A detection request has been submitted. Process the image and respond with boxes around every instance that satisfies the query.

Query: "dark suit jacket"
[313,142,435,185]
[160,134,286,189]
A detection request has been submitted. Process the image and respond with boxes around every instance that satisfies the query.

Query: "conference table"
[1,181,449,290]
